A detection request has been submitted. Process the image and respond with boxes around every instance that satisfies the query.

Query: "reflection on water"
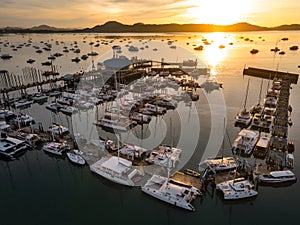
[0,31,300,225]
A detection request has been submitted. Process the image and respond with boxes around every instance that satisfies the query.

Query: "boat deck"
[170,171,202,190]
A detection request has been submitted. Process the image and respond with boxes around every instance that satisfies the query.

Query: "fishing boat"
[42,141,70,156]
[66,152,85,165]
[232,129,259,157]
[257,170,296,184]
[216,177,258,200]
[11,114,35,128]
[141,174,201,211]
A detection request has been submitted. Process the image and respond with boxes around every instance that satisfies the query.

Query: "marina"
[0,31,300,225]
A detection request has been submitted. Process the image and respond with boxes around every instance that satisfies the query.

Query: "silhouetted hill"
[2,21,300,33]
[271,24,300,30]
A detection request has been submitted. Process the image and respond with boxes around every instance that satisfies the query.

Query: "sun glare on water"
[187,0,253,25]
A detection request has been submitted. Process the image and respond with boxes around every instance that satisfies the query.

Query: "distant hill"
[271,24,300,30]
[2,21,300,33]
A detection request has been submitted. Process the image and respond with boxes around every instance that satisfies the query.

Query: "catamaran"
[216,177,258,200]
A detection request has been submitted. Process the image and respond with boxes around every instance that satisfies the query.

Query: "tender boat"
[141,174,201,211]
[66,152,85,165]
[43,141,70,156]
[257,170,297,184]
[90,156,138,186]
[216,177,258,200]
[232,129,259,157]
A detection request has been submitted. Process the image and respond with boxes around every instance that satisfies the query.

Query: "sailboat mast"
[244,78,250,109]
[258,78,263,105]
[221,117,225,160]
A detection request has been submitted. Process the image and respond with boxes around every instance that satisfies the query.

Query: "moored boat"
[257,170,296,184]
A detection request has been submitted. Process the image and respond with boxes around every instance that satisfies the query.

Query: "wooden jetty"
[243,67,299,84]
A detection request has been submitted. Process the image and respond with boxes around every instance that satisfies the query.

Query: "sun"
[187,0,253,25]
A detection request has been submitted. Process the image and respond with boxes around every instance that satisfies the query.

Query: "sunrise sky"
[1,0,299,28]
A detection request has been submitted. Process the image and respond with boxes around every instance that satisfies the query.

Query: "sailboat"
[141,118,201,211]
[200,118,237,173]
[142,155,201,211]
[250,78,264,115]
[216,177,258,200]
[89,134,138,186]
[234,78,253,127]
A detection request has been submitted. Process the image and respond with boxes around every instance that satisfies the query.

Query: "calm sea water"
[0,31,299,225]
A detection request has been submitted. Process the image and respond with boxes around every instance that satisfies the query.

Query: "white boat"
[235,109,253,127]
[48,123,69,135]
[257,170,297,184]
[141,174,201,211]
[90,156,138,186]
[144,103,167,115]
[95,113,137,132]
[146,145,182,169]
[12,99,33,109]
[201,157,237,174]
[46,103,61,113]
[0,121,10,131]
[66,152,85,165]
[43,141,70,156]
[234,78,252,127]
[57,97,73,106]
[11,114,35,127]
[253,133,271,159]
[216,177,258,200]
[130,112,151,124]
[0,132,28,159]
[264,96,277,108]
[59,105,78,115]
[232,129,259,157]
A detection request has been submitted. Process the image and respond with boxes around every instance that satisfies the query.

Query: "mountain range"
[1,21,300,33]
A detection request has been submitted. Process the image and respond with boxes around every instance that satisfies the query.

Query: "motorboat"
[232,129,259,157]
[66,152,85,165]
[11,114,35,128]
[130,112,151,124]
[0,109,16,121]
[59,106,78,115]
[119,142,148,160]
[201,157,237,174]
[48,123,69,135]
[216,177,258,200]
[253,133,271,159]
[146,145,182,169]
[144,103,167,115]
[141,174,201,211]
[12,99,33,109]
[95,113,137,132]
[0,132,28,159]
[257,170,296,184]
[235,109,253,127]
[46,103,61,113]
[90,156,138,186]
[57,97,73,106]
[31,93,48,104]
[43,141,70,156]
